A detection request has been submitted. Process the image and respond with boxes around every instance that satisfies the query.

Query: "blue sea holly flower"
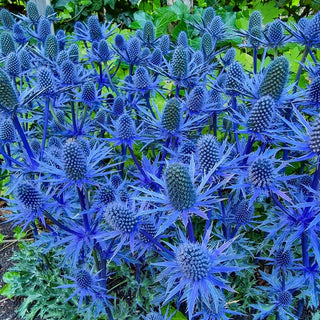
[252,270,304,320]
[137,161,228,233]
[154,226,242,319]
[0,9,15,30]
[56,267,113,313]
[41,140,115,191]
[103,201,141,255]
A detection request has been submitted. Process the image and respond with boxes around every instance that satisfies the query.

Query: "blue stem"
[204,209,212,236]
[0,145,23,167]
[70,101,77,134]
[77,187,91,232]
[260,46,268,72]
[40,98,50,161]
[231,97,240,153]
[253,47,258,74]
[11,113,37,167]
[309,48,317,64]
[156,137,171,178]
[187,218,195,242]
[145,92,156,118]
[128,146,150,183]
[139,230,174,257]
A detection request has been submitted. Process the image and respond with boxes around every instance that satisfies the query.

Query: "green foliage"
[1,242,79,320]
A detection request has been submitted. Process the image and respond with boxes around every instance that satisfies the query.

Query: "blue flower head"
[221,47,236,67]
[87,15,103,41]
[143,20,156,47]
[159,35,170,55]
[26,1,40,24]
[201,32,214,59]
[45,35,58,61]
[0,32,15,57]
[114,34,126,50]
[0,118,14,142]
[112,95,125,117]
[258,56,289,101]
[202,7,215,28]
[45,5,56,22]
[0,9,15,30]
[56,29,66,51]
[197,134,220,175]
[12,23,28,44]
[155,226,241,319]
[0,69,18,111]
[150,48,163,66]
[19,49,31,72]
[161,98,181,133]
[225,61,244,96]
[248,10,262,32]
[177,31,188,47]
[37,67,55,96]
[5,52,20,77]
[68,43,79,63]
[37,17,51,42]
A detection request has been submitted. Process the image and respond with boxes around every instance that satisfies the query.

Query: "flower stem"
[187,218,195,242]
[128,146,150,183]
[253,47,258,74]
[139,230,174,257]
[78,104,88,134]
[156,136,171,178]
[11,113,37,167]
[40,98,50,161]
[231,97,240,153]
[77,187,91,232]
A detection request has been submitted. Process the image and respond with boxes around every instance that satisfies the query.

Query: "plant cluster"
[1,1,320,320]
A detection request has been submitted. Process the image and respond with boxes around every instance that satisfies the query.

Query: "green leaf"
[168,0,190,18]
[2,271,20,283]
[129,11,153,29]
[104,0,117,9]
[80,0,92,5]
[171,19,188,40]
[0,233,4,243]
[0,283,14,298]
[156,11,178,37]
[55,0,71,9]
[253,0,285,23]
[14,226,27,240]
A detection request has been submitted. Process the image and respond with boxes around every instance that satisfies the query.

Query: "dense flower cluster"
[1,3,320,320]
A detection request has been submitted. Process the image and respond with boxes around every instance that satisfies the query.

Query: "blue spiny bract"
[176,242,211,281]
[0,69,18,110]
[0,32,15,56]
[309,115,320,153]
[87,15,102,41]
[104,202,137,233]
[0,118,14,142]
[248,156,275,188]
[161,98,181,133]
[165,163,196,211]
[63,140,87,181]
[145,312,164,320]
[258,56,289,101]
[17,183,43,211]
[247,96,275,132]
[197,134,220,174]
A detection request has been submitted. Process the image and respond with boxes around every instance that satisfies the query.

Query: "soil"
[0,207,23,320]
